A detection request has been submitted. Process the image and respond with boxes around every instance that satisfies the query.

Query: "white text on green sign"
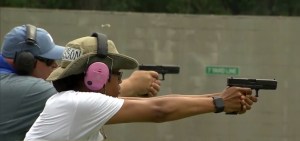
[206,66,239,75]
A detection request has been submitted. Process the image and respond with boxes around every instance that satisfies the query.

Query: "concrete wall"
[1,7,300,141]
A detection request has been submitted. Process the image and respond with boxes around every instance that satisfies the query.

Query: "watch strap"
[212,96,225,113]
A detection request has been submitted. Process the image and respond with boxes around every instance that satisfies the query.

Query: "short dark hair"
[53,73,85,92]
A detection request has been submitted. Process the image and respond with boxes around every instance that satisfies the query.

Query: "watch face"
[213,96,224,113]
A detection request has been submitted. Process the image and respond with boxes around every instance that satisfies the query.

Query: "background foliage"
[1,0,300,16]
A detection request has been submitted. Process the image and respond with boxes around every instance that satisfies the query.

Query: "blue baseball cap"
[1,25,65,60]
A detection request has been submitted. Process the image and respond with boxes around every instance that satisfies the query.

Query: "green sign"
[206,66,239,75]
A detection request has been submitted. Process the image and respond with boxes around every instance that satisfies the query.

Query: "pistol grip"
[255,89,259,97]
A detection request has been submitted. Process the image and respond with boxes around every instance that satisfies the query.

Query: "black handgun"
[138,64,180,80]
[227,77,277,97]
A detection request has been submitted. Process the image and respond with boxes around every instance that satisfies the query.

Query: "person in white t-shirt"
[24,33,257,141]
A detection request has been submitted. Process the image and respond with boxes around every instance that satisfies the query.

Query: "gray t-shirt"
[0,73,57,141]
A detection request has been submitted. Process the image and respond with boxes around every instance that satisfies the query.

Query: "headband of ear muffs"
[13,24,37,75]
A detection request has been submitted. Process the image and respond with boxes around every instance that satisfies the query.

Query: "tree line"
[1,0,300,16]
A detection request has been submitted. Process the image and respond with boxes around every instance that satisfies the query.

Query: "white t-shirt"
[24,90,124,141]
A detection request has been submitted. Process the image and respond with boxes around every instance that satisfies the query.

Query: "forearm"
[119,96,147,100]
[157,93,220,98]
[119,93,221,100]
[154,96,215,122]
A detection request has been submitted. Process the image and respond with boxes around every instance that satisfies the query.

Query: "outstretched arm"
[107,87,253,124]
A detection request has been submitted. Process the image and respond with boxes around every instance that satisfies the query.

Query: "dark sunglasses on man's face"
[111,71,123,81]
[35,56,55,66]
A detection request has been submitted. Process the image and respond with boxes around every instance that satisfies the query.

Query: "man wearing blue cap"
[0,24,161,141]
[0,24,66,141]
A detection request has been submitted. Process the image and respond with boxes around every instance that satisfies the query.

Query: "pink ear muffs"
[84,62,109,91]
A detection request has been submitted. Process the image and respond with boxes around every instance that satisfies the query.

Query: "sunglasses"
[111,71,123,81]
[35,56,55,66]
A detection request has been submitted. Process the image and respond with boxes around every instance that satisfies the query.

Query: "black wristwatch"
[212,96,224,113]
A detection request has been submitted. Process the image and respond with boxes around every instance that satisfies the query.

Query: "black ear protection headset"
[13,24,38,75]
